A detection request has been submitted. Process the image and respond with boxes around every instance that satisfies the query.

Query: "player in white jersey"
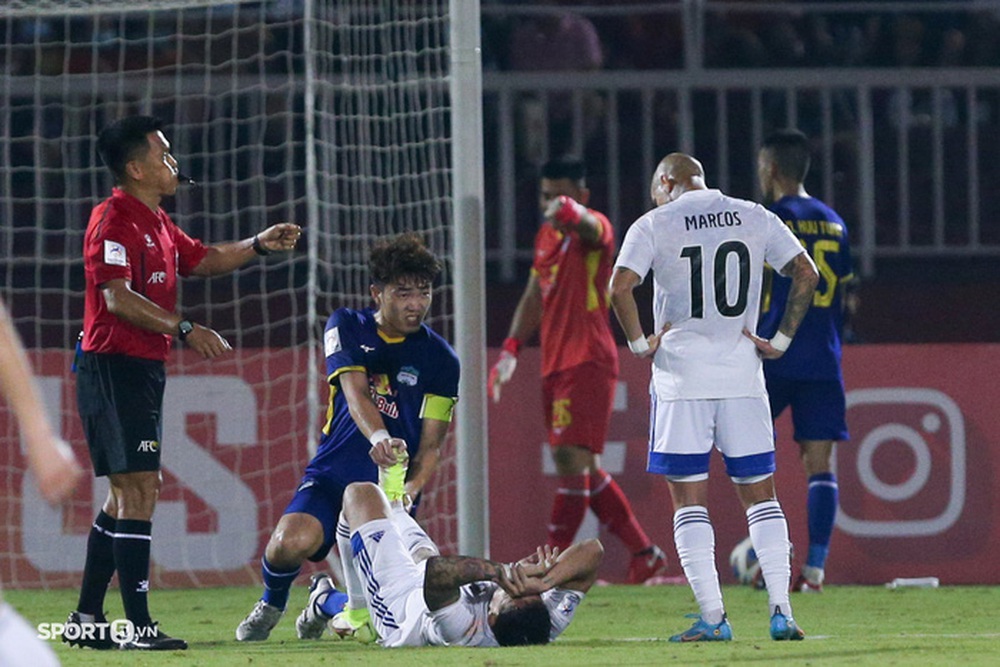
[326,481,603,648]
[609,153,818,642]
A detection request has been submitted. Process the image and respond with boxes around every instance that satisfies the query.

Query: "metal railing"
[484,68,1000,280]
[482,1,1000,280]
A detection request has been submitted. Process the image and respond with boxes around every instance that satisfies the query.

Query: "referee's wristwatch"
[177,319,194,341]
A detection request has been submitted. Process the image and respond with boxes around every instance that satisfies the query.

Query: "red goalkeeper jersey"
[532,209,619,378]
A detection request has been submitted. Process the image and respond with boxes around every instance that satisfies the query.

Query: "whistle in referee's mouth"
[176,172,197,185]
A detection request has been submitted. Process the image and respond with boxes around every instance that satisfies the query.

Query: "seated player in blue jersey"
[755,129,855,592]
[236,233,460,641]
[300,480,603,648]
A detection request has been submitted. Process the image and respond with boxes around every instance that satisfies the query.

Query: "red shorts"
[541,362,616,453]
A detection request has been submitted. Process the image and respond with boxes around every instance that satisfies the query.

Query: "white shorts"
[390,504,440,560]
[647,395,775,479]
[351,518,429,648]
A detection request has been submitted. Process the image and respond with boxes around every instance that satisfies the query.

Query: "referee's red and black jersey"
[82,188,208,362]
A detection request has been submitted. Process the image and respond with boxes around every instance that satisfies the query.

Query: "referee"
[63,116,301,651]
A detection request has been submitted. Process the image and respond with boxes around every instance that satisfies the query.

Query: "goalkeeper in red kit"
[489,157,668,584]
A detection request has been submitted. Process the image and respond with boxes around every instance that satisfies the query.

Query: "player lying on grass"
[296,480,604,647]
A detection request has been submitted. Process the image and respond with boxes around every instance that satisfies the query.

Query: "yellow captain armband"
[420,394,458,422]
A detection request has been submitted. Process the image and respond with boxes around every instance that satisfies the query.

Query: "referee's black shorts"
[75,352,166,477]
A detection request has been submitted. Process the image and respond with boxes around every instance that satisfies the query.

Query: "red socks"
[590,468,651,554]
[548,474,590,550]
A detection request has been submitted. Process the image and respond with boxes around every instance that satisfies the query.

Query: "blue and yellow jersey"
[306,307,460,486]
[757,196,853,381]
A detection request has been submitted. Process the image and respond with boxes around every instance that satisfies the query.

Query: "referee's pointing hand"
[256,223,303,254]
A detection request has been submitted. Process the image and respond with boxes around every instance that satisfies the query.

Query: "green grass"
[5,584,999,666]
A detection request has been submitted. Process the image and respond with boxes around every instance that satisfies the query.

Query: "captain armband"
[420,394,458,422]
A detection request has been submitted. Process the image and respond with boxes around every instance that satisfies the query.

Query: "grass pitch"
[6,583,999,666]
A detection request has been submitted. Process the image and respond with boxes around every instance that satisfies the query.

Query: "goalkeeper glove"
[488,337,521,403]
[544,195,588,232]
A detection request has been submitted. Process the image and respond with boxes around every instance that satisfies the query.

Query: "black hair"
[541,156,586,184]
[761,129,811,183]
[492,599,551,647]
[96,115,166,184]
[369,232,442,287]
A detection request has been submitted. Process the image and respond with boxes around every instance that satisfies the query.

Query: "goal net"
[0,0,457,589]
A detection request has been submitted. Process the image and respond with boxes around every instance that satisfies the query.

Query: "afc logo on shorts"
[137,440,159,453]
[148,271,167,284]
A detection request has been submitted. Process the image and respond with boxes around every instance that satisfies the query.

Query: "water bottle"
[885,577,940,589]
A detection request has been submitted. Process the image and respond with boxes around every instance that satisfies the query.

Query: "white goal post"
[0,0,486,589]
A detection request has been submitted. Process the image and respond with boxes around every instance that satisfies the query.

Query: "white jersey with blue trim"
[615,188,804,400]
[424,582,585,647]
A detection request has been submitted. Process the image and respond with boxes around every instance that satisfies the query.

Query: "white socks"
[335,513,368,610]
[673,505,724,624]
[746,500,793,618]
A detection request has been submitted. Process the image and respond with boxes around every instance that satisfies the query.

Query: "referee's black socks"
[77,510,117,616]
[113,519,154,627]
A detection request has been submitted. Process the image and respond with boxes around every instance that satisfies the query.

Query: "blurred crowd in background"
[5,1,1000,76]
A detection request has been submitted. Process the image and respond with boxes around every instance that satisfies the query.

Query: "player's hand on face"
[369,436,408,467]
[499,561,549,598]
[31,438,82,506]
[517,545,560,577]
[256,223,303,253]
[185,324,232,360]
[742,327,784,359]
[487,350,517,402]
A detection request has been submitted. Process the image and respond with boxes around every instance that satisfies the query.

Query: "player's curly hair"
[368,232,442,287]
[97,115,166,184]
[492,599,551,647]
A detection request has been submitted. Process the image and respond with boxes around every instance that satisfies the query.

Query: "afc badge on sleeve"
[104,240,127,266]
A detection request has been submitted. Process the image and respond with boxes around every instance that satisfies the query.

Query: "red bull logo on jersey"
[370,374,394,397]
[369,373,399,419]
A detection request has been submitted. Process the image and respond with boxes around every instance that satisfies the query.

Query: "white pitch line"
[620,636,832,642]
[620,633,1000,642]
